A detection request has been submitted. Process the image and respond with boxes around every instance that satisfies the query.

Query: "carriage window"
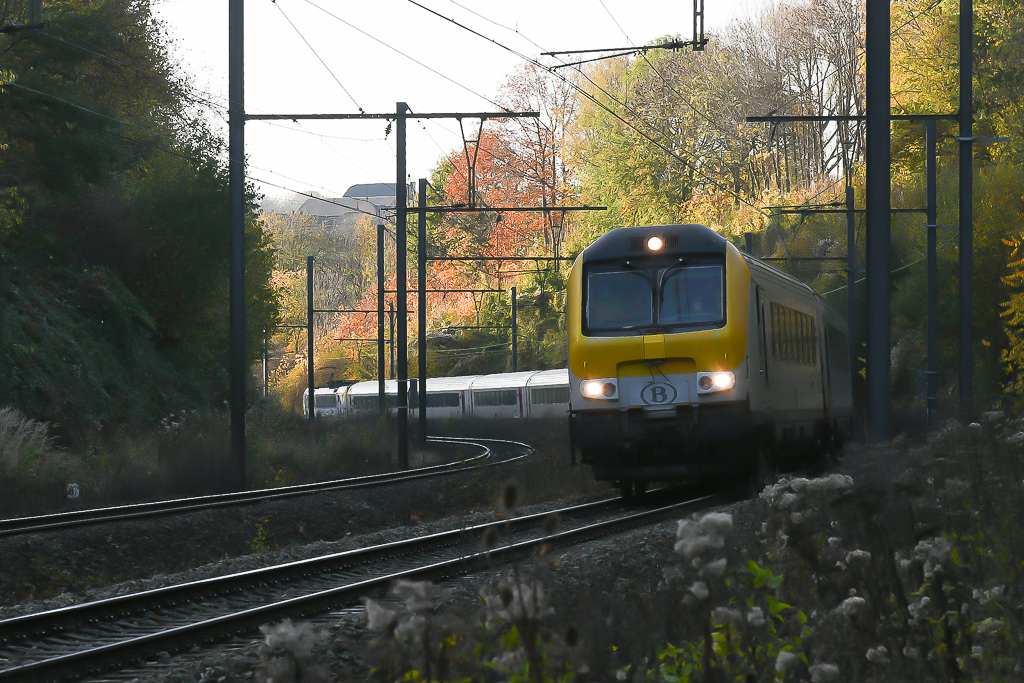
[660,266,724,325]
[770,303,817,365]
[351,394,395,411]
[314,395,338,408]
[586,271,652,331]
[350,395,377,411]
[474,390,518,407]
[531,386,570,405]
[426,392,461,408]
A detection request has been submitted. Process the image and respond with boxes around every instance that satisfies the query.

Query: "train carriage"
[567,223,852,494]
[421,375,479,419]
[468,371,536,419]
[302,384,352,419]
[525,369,571,418]
[346,379,419,416]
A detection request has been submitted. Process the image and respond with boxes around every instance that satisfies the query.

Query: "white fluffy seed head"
[838,596,866,616]
[364,599,397,633]
[775,650,800,673]
[689,581,709,600]
[675,513,733,558]
[700,558,727,578]
[711,606,742,624]
[808,663,839,682]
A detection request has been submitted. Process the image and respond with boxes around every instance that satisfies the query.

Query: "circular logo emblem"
[640,382,677,405]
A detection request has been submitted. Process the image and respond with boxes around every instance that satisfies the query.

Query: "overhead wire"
[297,0,509,111]
[404,0,766,215]
[292,119,389,184]
[270,0,365,113]
[1,87,393,226]
[822,236,957,296]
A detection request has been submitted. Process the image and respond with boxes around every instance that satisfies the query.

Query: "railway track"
[0,436,530,538]
[0,484,732,682]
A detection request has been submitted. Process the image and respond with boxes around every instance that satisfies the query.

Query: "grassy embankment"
[0,401,600,519]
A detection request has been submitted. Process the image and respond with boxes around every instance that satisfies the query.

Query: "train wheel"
[634,480,648,496]
[618,481,634,499]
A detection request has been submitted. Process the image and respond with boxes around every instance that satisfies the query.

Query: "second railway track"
[0,436,531,538]
[0,484,733,682]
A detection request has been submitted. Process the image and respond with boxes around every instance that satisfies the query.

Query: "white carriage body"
[525,368,570,418]
[421,375,478,420]
[303,385,350,419]
[467,371,537,419]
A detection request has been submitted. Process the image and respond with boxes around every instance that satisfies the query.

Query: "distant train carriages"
[304,370,570,420]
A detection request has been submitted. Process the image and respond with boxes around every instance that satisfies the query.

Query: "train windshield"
[585,261,725,334]
[586,271,652,331]
[659,265,723,325]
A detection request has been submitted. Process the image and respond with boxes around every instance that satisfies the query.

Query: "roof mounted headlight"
[647,236,664,251]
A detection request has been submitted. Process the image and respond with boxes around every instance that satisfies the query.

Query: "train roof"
[580,224,726,263]
[424,375,479,392]
[469,371,538,390]
[315,385,349,395]
[348,379,400,396]
[526,368,569,387]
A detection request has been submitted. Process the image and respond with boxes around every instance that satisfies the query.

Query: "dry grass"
[0,403,600,519]
[0,406,61,470]
[0,401,450,518]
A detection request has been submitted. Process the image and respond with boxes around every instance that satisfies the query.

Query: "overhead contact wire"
[271,0,365,114]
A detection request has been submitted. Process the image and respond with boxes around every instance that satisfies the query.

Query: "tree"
[0,0,279,425]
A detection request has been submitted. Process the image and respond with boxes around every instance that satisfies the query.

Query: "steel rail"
[0,489,727,681]
[0,437,530,538]
[0,487,611,644]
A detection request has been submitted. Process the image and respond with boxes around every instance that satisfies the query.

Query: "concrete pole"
[926,121,939,424]
[511,286,518,372]
[958,0,974,420]
[418,179,428,444]
[865,0,891,440]
[395,103,409,469]
[307,256,315,422]
[228,0,246,488]
[378,224,386,415]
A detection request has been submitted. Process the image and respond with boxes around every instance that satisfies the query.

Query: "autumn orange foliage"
[325,65,579,369]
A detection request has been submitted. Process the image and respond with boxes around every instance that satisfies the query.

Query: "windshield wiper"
[622,260,653,286]
[656,258,691,294]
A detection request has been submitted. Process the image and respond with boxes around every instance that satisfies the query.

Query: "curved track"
[0,436,531,538]
[0,484,731,682]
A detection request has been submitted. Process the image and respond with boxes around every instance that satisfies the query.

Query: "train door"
[819,311,833,425]
[756,286,770,392]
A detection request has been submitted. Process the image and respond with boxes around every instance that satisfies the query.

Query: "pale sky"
[153,0,769,203]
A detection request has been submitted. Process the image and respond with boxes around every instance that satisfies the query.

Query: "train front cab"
[568,224,755,487]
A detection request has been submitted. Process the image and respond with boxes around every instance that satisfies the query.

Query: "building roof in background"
[344,183,398,199]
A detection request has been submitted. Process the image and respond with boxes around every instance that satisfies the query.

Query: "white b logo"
[640,382,676,405]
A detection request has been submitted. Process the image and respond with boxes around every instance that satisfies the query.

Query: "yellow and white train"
[567,223,853,495]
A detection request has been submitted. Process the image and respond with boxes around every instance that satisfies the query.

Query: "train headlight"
[647,236,664,251]
[582,379,617,399]
[697,371,735,394]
